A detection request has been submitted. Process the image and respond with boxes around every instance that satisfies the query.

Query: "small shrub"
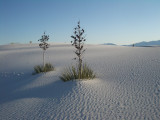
[60,63,96,82]
[33,63,54,74]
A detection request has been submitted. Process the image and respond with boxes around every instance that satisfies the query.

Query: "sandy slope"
[0,44,160,120]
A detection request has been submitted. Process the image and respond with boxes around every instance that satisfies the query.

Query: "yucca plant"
[60,21,96,81]
[71,21,86,79]
[33,63,54,74]
[60,63,96,82]
[38,32,49,67]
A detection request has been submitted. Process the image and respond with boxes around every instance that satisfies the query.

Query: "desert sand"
[0,44,160,120]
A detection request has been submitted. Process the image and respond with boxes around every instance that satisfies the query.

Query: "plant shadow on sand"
[0,72,77,104]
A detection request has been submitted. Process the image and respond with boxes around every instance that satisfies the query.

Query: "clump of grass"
[33,63,54,75]
[60,63,96,82]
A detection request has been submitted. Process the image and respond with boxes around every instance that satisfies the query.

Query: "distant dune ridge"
[129,40,160,47]
[103,43,116,45]
[103,40,160,47]
[0,44,160,120]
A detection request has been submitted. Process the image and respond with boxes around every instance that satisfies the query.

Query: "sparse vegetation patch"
[33,63,54,74]
[60,63,96,82]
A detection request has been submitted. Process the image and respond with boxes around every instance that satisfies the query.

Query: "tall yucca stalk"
[38,32,49,67]
[71,21,86,79]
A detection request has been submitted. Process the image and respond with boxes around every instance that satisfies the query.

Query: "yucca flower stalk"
[38,32,49,67]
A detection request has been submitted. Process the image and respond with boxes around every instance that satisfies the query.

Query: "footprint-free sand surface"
[0,44,160,120]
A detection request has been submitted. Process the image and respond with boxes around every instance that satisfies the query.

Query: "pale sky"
[0,0,160,45]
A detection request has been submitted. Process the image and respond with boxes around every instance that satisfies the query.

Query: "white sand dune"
[0,44,160,120]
